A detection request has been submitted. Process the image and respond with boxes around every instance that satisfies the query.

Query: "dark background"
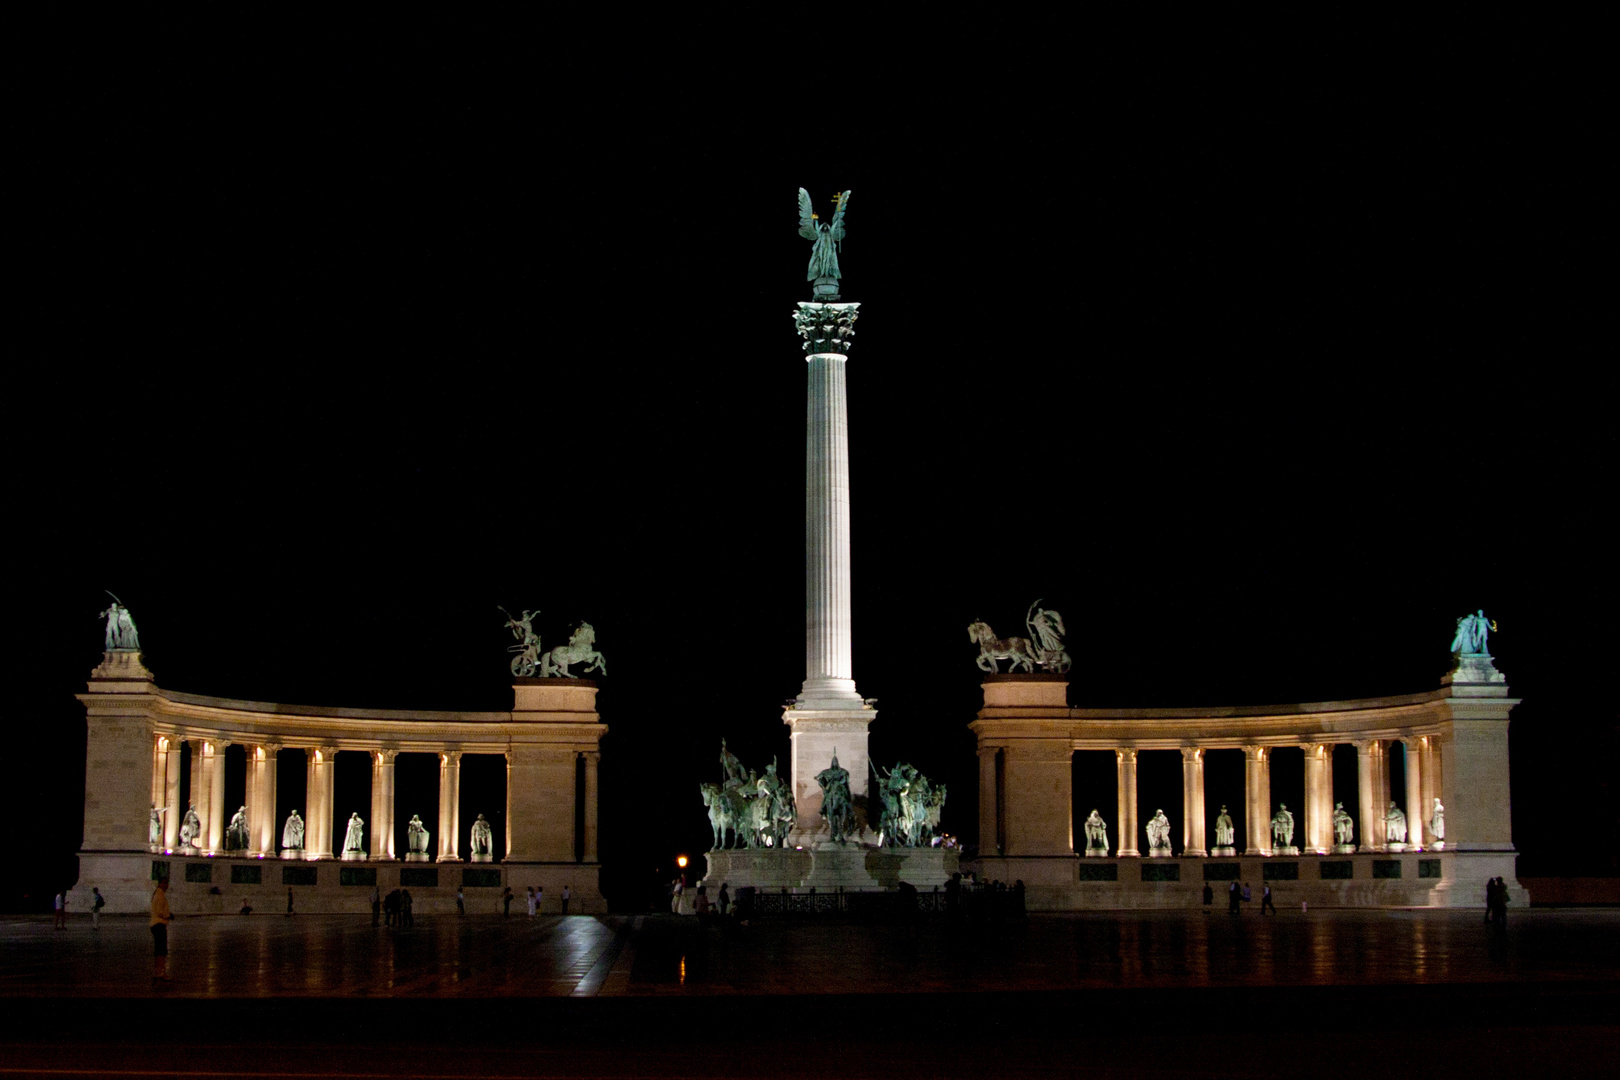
[8,26,1613,909]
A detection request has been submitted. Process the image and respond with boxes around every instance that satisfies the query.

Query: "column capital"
[1180,747,1203,763]
[440,749,463,765]
[582,750,601,762]
[1116,747,1137,765]
[1243,745,1267,763]
[375,749,398,765]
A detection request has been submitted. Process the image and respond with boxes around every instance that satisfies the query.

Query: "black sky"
[10,26,1614,908]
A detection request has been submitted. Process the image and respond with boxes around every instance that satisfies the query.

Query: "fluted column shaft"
[189,742,208,850]
[1418,737,1438,845]
[162,738,182,852]
[1244,746,1272,855]
[150,737,166,821]
[307,746,336,858]
[371,751,396,860]
[1403,740,1423,850]
[1116,749,1139,856]
[1181,748,1207,856]
[1356,741,1377,853]
[253,745,279,856]
[1304,743,1330,853]
[800,351,862,705]
[438,751,463,861]
[205,741,226,854]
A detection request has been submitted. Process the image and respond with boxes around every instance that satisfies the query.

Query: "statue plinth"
[1445,653,1508,695]
[1274,845,1301,856]
[1085,846,1109,858]
[1385,843,1408,854]
[1148,847,1174,858]
[1211,846,1237,858]
[341,850,367,862]
[280,849,303,860]
[470,853,493,863]
[1332,843,1356,855]
[404,852,432,863]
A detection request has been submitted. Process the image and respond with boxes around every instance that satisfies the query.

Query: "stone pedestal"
[405,852,432,863]
[703,845,957,893]
[470,853,493,863]
[783,706,874,847]
[1274,846,1301,856]
[280,849,303,860]
[1148,846,1174,858]
[1387,842,1408,853]
[341,850,367,861]
[1085,846,1109,858]
[1211,846,1237,858]
[1333,843,1356,854]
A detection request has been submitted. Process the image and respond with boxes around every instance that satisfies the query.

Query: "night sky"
[10,36,1613,909]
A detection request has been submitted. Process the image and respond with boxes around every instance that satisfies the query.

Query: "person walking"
[718,882,730,918]
[401,889,414,928]
[150,877,173,982]
[286,888,295,916]
[54,891,66,930]
[561,884,572,916]
[526,887,537,918]
[1261,884,1276,915]
[1241,882,1253,909]
[502,887,514,917]
[370,885,381,927]
[455,887,465,916]
[1228,880,1240,915]
[535,884,543,914]
[91,888,105,929]
[1202,882,1214,913]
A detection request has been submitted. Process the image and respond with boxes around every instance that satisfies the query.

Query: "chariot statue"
[541,622,606,678]
[798,188,850,301]
[1025,600,1073,673]
[500,606,542,677]
[967,620,1039,674]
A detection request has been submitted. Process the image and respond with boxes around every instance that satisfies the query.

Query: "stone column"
[162,737,182,852]
[205,741,227,854]
[1418,736,1437,846]
[1355,741,1376,853]
[1401,739,1423,850]
[253,745,279,856]
[371,750,397,860]
[308,746,336,858]
[978,747,1000,856]
[582,751,600,862]
[1181,748,1207,856]
[799,342,864,709]
[150,736,166,821]
[190,741,208,850]
[437,751,462,862]
[1115,749,1139,857]
[1304,743,1330,854]
[1244,746,1272,855]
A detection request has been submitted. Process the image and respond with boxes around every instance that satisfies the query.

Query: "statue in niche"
[180,804,201,849]
[406,814,430,855]
[797,188,850,299]
[226,806,250,851]
[1083,809,1108,852]
[1145,809,1172,852]
[1430,798,1446,843]
[343,812,365,854]
[815,750,856,845]
[500,606,542,677]
[1449,610,1496,656]
[1026,600,1073,674]
[282,809,305,851]
[470,813,494,856]
[1271,805,1295,848]
[149,807,165,846]
[967,620,1039,674]
[539,621,606,678]
[97,593,141,651]
[1214,806,1235,848]
[1385,802,1408,845]
[1332,802,1355,846]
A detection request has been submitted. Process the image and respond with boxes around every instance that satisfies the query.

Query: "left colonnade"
[68,649,608,914]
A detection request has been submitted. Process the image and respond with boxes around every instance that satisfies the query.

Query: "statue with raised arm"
[98,592,140,650]
[798,188,850,300]
[1145,809,1172,853]
[282,809,305,851]
[1083,809,1108,853]
[406,814,430,856]
[1430,798,1445,845]
[179,804,201,849]
[500,606,541,677]
[226,806,250,852]
[815,750,855,844]
[1449,609,1496,656]
[1026,600,1073,673]
[470,813,493,856]
[342,812,365,854]
[1214,806,1235,848]
[1332,801,1355,847]
[1385,802,1408,846]
[1271,805,1295,849]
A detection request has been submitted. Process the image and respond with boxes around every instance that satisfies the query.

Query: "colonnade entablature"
[972,667,1516,863]
[77,650,605,873]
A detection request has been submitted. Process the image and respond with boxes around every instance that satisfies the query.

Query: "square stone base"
[341,851,368,861]
[703,846,958,893]
[405,852,432,862]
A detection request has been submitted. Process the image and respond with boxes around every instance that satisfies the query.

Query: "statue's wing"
[829,189,849,241]
[797,187,817,240]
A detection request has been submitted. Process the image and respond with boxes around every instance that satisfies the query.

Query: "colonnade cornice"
[147,716,607,752]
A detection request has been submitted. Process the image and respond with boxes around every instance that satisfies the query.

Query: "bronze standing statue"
[798,188,850,300]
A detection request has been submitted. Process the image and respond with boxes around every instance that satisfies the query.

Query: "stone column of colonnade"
[207,740,227,853]
[371,751,397,859]
[1402,738,1423,849]
[582,751,600,862]
[978,748,1000,854]
[1356,741,1377,853]
[1304,743,1331,854]
[1180,748,1207,856]
[162,738,183,851]
[306,746,336,858]
[189,742,212,854]
[1244,746,1272,856]
[1115,750,1140,856]
[149,737,165,839]
[1418,736,1439,846]
[251,745,279,855]
[437,751,462,862]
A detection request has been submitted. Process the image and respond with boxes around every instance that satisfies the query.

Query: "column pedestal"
[784,708,873,847]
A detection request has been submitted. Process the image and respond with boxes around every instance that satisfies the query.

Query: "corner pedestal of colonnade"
[965,660,1524,911]
[67,656,608,915]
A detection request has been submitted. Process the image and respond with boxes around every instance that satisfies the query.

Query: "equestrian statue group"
[701,741,798,850]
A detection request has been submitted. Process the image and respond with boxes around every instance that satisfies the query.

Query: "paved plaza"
[1,909,1616,1077]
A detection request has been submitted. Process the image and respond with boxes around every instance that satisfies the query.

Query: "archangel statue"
[798,188,850,300]
[98,593,141,651]
[815,750,856,844]
[1450,609,1496,655]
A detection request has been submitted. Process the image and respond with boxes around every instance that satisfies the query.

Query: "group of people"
[500,884,570,916]
[1205,880,1277,915]
[1484,877,1512,926]
[380,887,415,927]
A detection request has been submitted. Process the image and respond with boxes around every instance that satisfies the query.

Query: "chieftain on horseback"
[702,740,798,850]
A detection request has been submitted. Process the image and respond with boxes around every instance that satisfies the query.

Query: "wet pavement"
[1,910,1616,1077]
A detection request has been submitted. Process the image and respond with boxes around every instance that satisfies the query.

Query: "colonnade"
[1088,736,1441,858]
[149,736,602,862]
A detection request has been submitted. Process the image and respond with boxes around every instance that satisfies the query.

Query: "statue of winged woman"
[798,188,850,300]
